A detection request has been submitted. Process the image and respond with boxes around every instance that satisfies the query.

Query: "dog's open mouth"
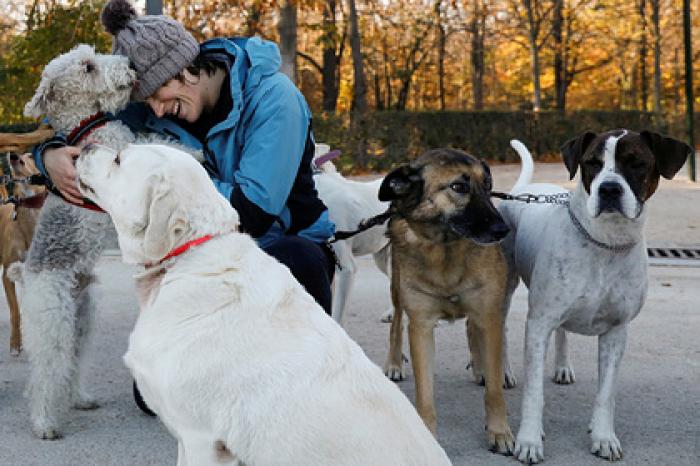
[78,178,95,196]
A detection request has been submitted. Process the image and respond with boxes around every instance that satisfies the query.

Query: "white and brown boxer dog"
[499,130,691,463]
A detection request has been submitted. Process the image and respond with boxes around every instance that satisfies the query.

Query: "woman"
[36,0,336,315]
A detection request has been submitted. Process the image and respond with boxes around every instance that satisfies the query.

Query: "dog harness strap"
[51,112,114,213]
[66,112,112,146]
[158,234,215,265]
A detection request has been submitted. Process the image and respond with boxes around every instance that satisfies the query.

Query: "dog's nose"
[599,181,623,200]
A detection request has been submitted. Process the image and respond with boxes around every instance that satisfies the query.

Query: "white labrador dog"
[312,144,391,324]
[76,143,451,466]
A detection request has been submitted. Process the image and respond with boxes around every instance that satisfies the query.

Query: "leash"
[493,190,637,252]
[329,206,396,243]
[491,191,571,205]
[0,156,48,217]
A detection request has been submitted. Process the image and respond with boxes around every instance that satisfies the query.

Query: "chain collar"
[494,190,638,252]
[566,202,637,253]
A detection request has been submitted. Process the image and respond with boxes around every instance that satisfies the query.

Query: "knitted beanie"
[101,0,200,100]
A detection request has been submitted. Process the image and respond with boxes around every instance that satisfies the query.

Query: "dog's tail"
[510,139,534,192]
[6,261,23,283]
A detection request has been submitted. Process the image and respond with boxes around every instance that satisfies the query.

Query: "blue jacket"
[36,37,334,248]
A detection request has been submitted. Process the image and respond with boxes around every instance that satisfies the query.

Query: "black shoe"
[133,380,157,417]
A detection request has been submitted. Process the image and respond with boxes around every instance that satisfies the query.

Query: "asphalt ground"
[0,159,698,465]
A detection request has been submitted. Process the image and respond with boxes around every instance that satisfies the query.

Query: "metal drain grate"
[647,247,700,267]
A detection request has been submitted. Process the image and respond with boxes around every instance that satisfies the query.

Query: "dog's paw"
[10,347,21,357]
[487,426,515,455]
[466,360,485,385]
[32,420,62,440]
[553,366,576,384]
[504,368,517,389]
[590,432,623,461]
[514,432,544,464]
[380,309,393,323]
[73,393,99,410]
[383,362,405,382]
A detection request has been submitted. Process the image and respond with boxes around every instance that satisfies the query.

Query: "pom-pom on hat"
[101,0,199,100]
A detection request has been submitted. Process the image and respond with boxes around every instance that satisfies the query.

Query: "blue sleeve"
[232,83,308,217]
[32,133,67,180]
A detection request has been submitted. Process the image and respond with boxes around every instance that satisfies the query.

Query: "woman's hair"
[178,54,228,84]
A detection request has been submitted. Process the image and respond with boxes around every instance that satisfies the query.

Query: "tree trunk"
[470,0,485,110]
[435,0,446,111]
[346,0,367,115]
[523,0,542,111]
[245,1,264,37]
[383,37,392,109]
[278,1,297,83]
[374,68,383,110]
[650,0,662,117]
[638,0,649,111]
[553,0,564,111]
[321,0,341,112]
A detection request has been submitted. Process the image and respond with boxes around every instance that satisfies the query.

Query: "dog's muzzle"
[597,181,623,214]
[447,211,510,244]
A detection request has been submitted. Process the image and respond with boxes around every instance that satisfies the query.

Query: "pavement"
[0,160,698,466]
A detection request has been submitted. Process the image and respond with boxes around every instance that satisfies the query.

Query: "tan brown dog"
[0,153,45,355]
[380,148,514,454]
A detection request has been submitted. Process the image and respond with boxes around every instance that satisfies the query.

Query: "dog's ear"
[560,131,597,180]
[379,164,422,202]
[640,130,692,180]
[24,79,53,119]
[143,177,191,263]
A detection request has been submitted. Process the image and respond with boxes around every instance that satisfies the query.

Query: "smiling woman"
[145,66,226,124]
[36,0,337,318]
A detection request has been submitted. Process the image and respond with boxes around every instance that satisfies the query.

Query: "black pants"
[262,236,335,315]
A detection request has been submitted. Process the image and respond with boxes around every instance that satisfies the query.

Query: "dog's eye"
[85,61,95,73]
[113,154,120,166]
[586,159,603,171]
[450,182,469,194]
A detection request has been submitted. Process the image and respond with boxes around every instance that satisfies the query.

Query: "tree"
[346,0,367,114]
[469,0,488,110]
[278,0,298,81]
[0,1,109,123]
[435,0,446,110]
[650,0,662,117]
[320,0,345,112]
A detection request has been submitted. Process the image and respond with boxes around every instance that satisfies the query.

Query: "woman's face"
[146,70,204,123]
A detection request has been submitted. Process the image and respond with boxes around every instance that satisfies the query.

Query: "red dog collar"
[149,234,215,268]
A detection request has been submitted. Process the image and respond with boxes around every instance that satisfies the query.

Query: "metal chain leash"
[492,189,636,252]
[491,191,571,204]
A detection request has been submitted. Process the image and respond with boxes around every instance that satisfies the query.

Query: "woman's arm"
[211,81,309,237]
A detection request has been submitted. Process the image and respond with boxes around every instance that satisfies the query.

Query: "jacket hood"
[200,37,280,92]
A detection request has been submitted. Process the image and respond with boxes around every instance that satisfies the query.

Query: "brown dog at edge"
[379,148,514,454]
[0,153,45,355]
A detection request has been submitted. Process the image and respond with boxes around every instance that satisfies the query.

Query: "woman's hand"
[43,146,83,204]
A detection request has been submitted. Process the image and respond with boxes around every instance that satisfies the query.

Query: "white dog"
[76,143,452,466]
[312,144,391,324]
[500,131,690,463]
[20,44,201,439]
